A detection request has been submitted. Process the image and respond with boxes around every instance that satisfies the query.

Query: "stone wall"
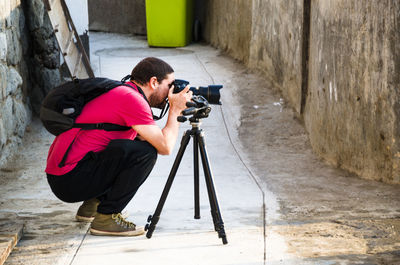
[24,0,61,114]
[203,0,400,184]
[0,0,61,167]
[0,0,31,166]
[88,0,146,35]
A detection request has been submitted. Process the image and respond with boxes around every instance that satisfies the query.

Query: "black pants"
[47,139,157,214]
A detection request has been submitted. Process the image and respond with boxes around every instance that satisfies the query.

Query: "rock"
[0,63,7,101]
[6,7,21,39]
[6,27,22,66]
[29,67,61,114]
[6,67,22,96]
[13,99,30,137]
[1,97,14,139]
[0,32,7,61]
[0,121,6,151]
[25,0,44,30]
[0,135,21,167]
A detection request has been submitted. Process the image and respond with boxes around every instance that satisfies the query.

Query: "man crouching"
[45,57,192,236]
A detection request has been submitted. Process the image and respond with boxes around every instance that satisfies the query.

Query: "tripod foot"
[145,214,159,239]
[218,230,228,244]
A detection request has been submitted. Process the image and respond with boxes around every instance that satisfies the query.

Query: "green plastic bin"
[145,0,194,47]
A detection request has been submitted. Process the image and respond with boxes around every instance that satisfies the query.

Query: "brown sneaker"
[90,212,145,236]
[75,198,100,222]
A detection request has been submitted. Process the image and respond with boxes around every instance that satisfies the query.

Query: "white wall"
[64,0,89,35]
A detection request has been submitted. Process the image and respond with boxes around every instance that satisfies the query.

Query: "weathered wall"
[203,0,252,64]
[0,0,61,167]
[248,0,304,112]
[88,0,146,35]
[304,0,400,184]
[203,0,400,184]
[203,0,303,111]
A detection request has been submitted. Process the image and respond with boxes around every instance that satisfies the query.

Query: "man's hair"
[130,57,174,85]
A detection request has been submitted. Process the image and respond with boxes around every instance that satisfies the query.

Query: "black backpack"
[40,77,151,168]
[40,77,138,136]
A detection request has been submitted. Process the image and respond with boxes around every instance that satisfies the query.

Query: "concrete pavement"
[71,32,265,265]
[1,32,268,264]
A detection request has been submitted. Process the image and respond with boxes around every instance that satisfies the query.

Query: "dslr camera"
[173,79,222,105]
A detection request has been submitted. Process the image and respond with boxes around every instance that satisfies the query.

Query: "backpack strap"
[58,132,80,168]
[120,76,164,120]
[72,123,131,131]
[58,123,131,168]
[58,79,150,168]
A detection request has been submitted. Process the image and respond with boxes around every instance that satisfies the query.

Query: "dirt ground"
[225,60,400,264]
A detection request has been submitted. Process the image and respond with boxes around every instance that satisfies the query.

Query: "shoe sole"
[89,227,145,237]
[76,215,95,222]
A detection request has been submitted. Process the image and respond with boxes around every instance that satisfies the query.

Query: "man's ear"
[149,76,158,90]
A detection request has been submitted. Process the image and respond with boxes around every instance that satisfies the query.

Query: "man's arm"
[132,86,192,155]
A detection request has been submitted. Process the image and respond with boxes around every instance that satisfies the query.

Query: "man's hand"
[132,85,192,155]
[168,85,193,114]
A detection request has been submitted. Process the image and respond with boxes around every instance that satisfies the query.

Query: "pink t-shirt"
[45,82,156,175]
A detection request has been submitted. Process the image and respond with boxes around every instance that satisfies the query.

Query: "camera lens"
[173,79,222,105]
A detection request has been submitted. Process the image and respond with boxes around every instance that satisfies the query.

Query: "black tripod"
[145,98,228,244]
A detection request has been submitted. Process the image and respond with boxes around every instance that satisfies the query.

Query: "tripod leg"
[193,134,201,219]
[196,131,228,245]
[145,130,192,239]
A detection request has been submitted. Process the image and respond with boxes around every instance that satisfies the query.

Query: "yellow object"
[145,0,194,47]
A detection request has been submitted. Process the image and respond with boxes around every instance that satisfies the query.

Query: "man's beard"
[149,94,167,109]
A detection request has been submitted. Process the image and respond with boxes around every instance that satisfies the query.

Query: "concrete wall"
[248,0,304,113]
[304,0,400,183]
[203,0,252,64]
[203,0,400,184]
[88,0,146,35]
[203,0,303,111]
[0,0,61,167]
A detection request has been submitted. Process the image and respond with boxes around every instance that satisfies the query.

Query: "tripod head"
[177,95,212,123]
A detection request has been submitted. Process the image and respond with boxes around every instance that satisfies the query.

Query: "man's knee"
[105,139,157,166]
[123,140,157,180]
[136,140,158,164]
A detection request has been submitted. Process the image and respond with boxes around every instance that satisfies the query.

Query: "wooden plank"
[63,43,81,77]
[50,0,58,10]
[0,237,13,265]
[72,52,83,78]
[64,31,74,52]
[47,0,72,50]
[43,0,93,79]
[62,35,76,57]
[59,0,94,78]
[48,2,72,45]
[0,213,24,265]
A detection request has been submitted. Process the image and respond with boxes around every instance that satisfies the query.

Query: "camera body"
[173,79,222,105]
